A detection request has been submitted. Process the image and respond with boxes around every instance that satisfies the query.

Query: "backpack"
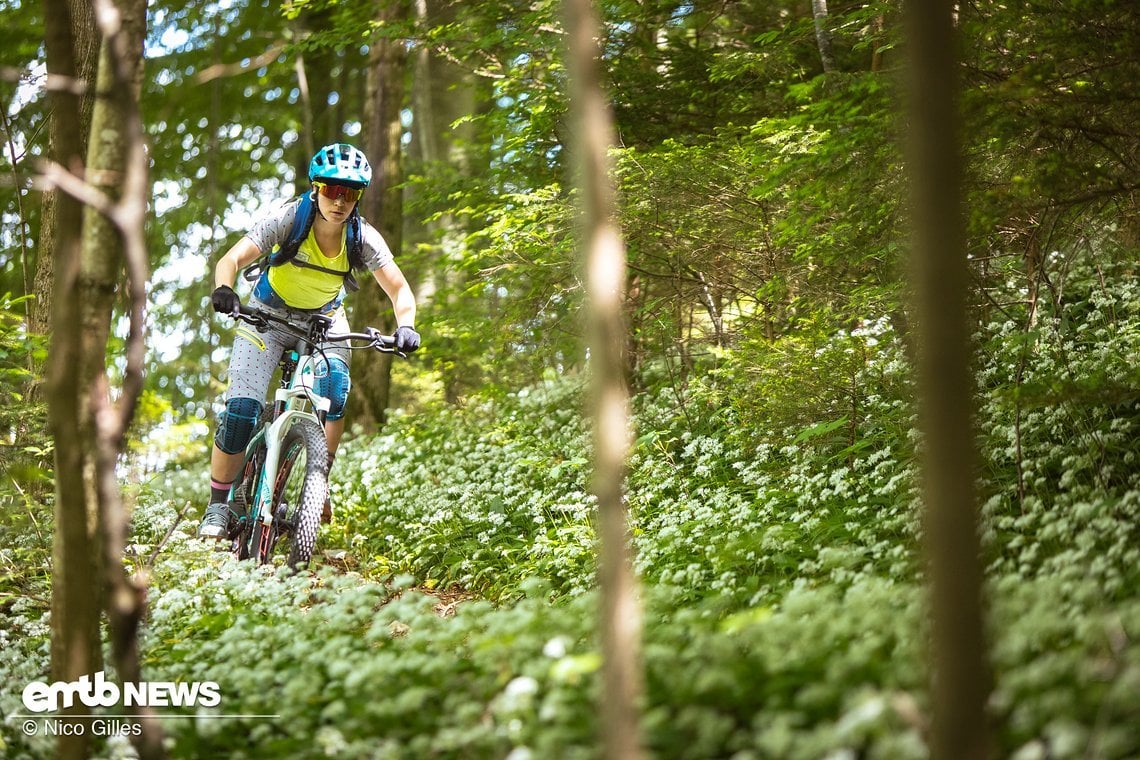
[258,192,364,292]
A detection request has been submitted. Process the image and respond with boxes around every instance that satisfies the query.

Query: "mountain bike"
[222,302,403,568]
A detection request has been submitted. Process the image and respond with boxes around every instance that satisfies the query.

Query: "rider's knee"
[215,396,263,454]
[316,355,351,420]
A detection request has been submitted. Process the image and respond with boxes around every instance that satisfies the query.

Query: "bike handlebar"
[230,303,405,357]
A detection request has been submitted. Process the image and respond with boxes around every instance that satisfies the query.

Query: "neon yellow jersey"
[266,229,348,309]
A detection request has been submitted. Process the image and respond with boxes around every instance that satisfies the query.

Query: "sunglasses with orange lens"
[314,182,363,202]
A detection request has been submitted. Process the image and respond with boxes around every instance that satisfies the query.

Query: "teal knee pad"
[316,356,351,420]
[215,397,262,454]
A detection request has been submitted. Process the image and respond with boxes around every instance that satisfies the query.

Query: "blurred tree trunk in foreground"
[44,0,164,755]
[906,0,991,757]
[42,0,101,756]
[566,0,645,757]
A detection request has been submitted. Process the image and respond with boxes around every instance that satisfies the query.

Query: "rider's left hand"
[394,326,421,353]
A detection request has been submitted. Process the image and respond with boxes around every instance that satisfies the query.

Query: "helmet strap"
[311,186,332,223]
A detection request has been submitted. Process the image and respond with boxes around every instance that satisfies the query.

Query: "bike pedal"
[226,515,247,540]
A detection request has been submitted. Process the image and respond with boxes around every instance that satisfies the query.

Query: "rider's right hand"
[211,285,240,315]
[394,325,421,353]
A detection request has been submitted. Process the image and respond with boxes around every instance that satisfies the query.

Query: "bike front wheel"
[252,418,328,568]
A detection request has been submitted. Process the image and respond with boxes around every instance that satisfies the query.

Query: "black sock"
[210,478,233,504]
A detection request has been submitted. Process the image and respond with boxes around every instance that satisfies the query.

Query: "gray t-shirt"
[245,196,395,272]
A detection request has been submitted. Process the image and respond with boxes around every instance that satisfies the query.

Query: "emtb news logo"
[22,671,221,712]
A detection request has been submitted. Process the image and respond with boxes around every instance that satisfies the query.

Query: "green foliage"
[0,0,45,299]
[976,260,1140,597]
[80,522,1140,760]
[331,376,597,596]
[960,0,1140,214]
[0,294,51,601]
[138,556,598,759]
[5,261,1139,757]
[0,302,52,757]
[406,182,583,400]
[0,590,52,759]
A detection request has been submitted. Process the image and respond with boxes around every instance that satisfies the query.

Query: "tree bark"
[42,2,102,755]
[565,0,645,757]
[906,0,991,757]
[31,0,100,338]
[811,0,837,74]
[352,0,410,430]
[289,7,335,182]
[80,0,164,754]
[871,13,886,73]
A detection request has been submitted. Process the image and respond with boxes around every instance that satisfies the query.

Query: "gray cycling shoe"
[198,502,233,540]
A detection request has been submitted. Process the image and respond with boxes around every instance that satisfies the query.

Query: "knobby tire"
[260,418,328,568]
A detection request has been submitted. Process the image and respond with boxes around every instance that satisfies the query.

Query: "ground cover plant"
[4,262,1136,758]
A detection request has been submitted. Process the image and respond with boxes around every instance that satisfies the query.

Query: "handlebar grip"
[366,327,396,348]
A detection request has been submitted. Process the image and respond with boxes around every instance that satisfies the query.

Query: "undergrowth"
[2,266,1138,758]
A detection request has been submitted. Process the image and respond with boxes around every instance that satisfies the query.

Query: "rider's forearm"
[215,256,239,289]
[373,262,417,328]
[393,287,417,329]
[215,237,263,290]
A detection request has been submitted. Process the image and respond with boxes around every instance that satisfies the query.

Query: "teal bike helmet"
[308,143,372,188]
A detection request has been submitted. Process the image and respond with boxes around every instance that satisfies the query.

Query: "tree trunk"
[565,0,645,757]
[81,0,164,754]
[78,0,147,409]
[290,6,335,182]
[44,0,162,754]
[811,0,837,74]
[42,2,102,756]
[31,0,100,339]
[870,13,886,73]
[408,0,480,402]
[352,0,409,430]
[906,0,991,757]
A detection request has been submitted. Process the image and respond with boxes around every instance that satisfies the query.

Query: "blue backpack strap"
[346,208,364,270]
[267,193,316,267]
[338,208,362,292]
[257,192,363,291]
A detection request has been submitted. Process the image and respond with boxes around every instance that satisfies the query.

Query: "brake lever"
[359,327,406,358]
[232,309,268,330]
[373,343,407,359]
